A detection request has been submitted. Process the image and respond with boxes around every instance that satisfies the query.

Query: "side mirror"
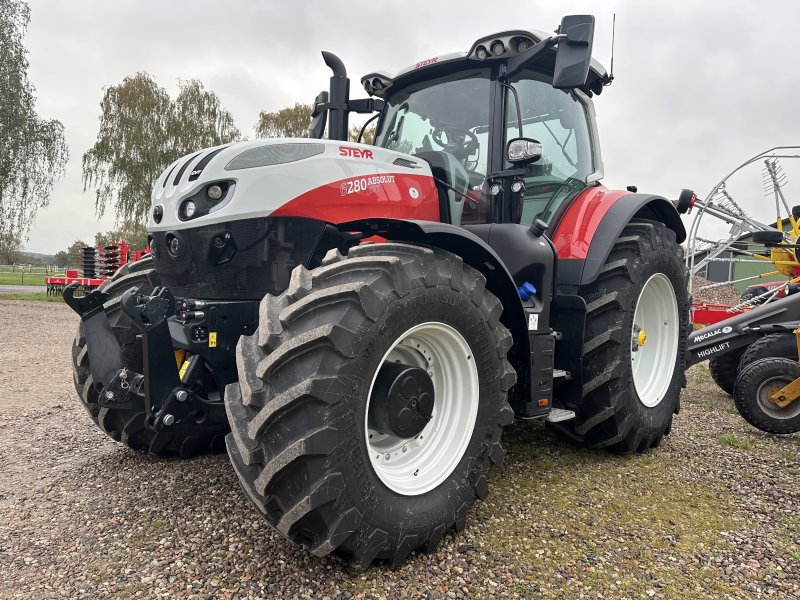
[507,137,542,165]
[308,91,329,138]
[552,15,595,89]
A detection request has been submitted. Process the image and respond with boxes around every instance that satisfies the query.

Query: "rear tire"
[548,221,690,452]
[71,257,227,457]
[225,243,515,567]
[733,358,800,434]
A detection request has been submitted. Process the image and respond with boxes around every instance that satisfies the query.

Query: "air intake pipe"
[322,51,350,141]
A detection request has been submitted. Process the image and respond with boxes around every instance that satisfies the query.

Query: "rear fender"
[553,191,686,288]
[335,218,531,408]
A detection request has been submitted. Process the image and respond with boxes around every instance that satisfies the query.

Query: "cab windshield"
[373,67,595,227]
[375,68,491,178]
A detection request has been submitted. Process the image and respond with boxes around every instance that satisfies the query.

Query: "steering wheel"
[432,128,480,164]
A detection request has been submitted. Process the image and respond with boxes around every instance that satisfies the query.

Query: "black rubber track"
[71,256,227,457]
[225,243,516,568]
[548,220,690,452]
[709,347,747,396]
[733,357,800,434]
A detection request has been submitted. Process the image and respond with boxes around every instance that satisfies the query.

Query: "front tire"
[225,243,515,567]
[548,220,690,452]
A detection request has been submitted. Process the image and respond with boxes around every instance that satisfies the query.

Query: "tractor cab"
[313,16,610,230]
[372,58,604,228]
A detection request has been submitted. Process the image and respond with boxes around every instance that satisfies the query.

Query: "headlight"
[177,181,234,221]
[183,200,197,218]
[490,40,505,56]
[207,185,223,200]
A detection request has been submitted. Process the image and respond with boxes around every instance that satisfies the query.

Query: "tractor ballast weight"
[68,15,695,567]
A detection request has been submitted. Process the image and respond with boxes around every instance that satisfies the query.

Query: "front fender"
[552,189,686,287]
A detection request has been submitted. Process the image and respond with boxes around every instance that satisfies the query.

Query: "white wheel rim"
[631,273,680,407]
[365,322,479,496]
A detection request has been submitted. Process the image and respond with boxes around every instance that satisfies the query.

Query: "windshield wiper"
[542,121,578,169]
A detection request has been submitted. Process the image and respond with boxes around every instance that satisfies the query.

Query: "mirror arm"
[349,98,386,114]
[500,82,523,139]
[503,35,561,79]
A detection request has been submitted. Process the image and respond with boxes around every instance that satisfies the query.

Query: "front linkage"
[64,283,227,436]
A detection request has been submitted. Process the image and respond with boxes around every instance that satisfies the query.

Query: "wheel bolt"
[402,446,407,453]
[384,453,391,460]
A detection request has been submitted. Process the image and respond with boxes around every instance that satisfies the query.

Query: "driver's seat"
[414,150,469,226]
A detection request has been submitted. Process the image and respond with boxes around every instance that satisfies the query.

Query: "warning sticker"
[528,314,539,331]
[209,332,217,348]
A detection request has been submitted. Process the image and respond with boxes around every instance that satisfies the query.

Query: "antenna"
[607,13,616,84]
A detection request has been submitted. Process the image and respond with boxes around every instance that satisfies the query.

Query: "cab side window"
[505,71,594,225]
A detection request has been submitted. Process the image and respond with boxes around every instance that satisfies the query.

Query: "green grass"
[717,433,752,450]
[0,272,49,285]
[467,439,747,599]
[778,515,800,562]
[0,292,62,302]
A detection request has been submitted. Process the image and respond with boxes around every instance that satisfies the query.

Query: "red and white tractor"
[67,15,694,567]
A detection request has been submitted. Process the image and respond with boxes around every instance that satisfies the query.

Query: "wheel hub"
[365,322,479,496]
[631,325,648,352]
[369,363,434,438]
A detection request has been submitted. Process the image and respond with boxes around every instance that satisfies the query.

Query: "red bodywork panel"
[550,185,630,259]
[270,173,440,223]
[691,303,747,327]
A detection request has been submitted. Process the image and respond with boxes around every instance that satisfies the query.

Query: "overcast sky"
[21,0,800,254]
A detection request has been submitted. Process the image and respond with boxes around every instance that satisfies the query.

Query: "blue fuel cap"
[518,282,537,300]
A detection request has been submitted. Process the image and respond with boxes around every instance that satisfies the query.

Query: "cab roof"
[361,28,610,98]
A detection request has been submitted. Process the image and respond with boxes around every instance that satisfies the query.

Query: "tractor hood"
[148,139,440,232]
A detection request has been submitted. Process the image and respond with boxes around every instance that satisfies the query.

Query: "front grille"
[393,157,420,169]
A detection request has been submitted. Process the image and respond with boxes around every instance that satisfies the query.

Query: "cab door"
[499,69,597,227]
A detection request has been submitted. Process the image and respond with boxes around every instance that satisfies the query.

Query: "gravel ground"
[692,276,742,306]
[0,299,798,599]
